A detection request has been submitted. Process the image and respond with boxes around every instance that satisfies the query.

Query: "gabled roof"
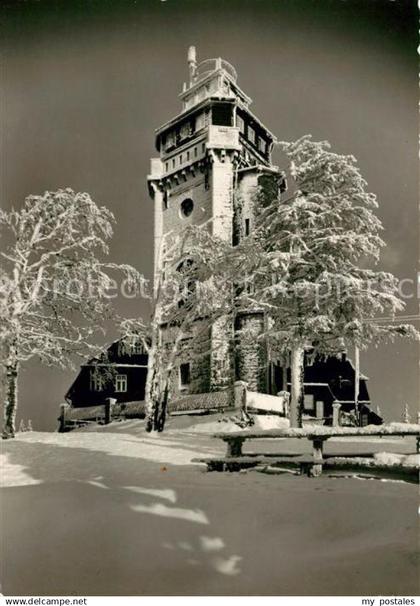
[64,338,149,402]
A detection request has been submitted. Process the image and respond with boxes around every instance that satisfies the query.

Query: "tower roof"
[179,46,252,112]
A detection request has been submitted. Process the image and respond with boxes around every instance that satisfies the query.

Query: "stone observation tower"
[148,47,286,400]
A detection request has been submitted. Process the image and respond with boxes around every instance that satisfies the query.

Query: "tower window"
[236,114,245,133]
[180,198,194,218]
[115,374,128,393]
[165,162,168,172]
[201,142,205,153]
[187,150,190,161]
[245,218,250,236]
[194,147,198,157]
[179,363,191,388]
[212,103,233,127]
[172,158,176,169]
[180,153,183,164]
[248,126,256,145]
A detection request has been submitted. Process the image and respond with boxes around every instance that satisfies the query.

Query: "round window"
[180,198,194,218]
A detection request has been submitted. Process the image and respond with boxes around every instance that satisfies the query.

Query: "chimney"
[187,45,197,86]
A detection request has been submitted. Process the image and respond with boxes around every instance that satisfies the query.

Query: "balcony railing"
[207,125,240,150]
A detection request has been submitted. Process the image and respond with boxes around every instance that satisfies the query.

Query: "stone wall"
[236,170,258,240]
[235,312,268,392]
[161,171,212,240]
[210,315,235,391]
[160,321,212,399]
[210,152,234,241]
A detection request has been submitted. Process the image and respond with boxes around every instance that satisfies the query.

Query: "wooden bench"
[196,426,420,477]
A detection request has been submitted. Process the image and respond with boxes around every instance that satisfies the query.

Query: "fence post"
[278,390,290,418]
[105,398,116,425]
[58,403,70,432]
[234,381,247,411]
[332,401,341,427]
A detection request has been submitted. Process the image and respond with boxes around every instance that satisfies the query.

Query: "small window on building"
[115,374,128,393]
[257,137,265,153]
[165,131,176,150]
[248,126,256,145]
[201,142,206,153]
[244,218,250,236]
[179,363,191,388]
[187,150,190,161]
[304,394,315,412]
[90,370,104,392]
[132,342,144,355]
[165,162,168,172]
[196,113,205,131]
[180,122,192,140]
[194,147,198,157]
[180,153,183,164]
[172,158,176,169]
[236,114,245,133]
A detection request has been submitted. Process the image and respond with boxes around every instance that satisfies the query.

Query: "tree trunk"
[145,345,172,433]
[145,365,158,433]
[289,345,304,428]
[156,382,169,432]
[3,363,19,439]
[144,331,160,432]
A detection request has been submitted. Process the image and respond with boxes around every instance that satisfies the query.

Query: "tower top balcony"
[179,46,252,113]
[192,57,238,86]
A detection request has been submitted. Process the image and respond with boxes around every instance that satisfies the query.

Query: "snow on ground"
[373,452,420,468]
[330,452,420,469]
[1,452,43,487]
[0,427,220,487]
[1,416,419,596]
[186,414,290,434]
[1,417,417,489]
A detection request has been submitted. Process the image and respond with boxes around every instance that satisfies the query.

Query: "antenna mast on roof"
[187,45,197,87]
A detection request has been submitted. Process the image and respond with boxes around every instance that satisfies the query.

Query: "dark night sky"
[1,0,418,430]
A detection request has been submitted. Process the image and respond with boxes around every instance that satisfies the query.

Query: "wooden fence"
[58,400,146,432]
[58,386,238,432]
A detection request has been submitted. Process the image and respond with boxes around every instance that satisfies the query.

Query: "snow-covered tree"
[241,136,418,427]
[0,189,142,438]
[120,223,236,432]
[27,419,33,432]
[18,419,26,433]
